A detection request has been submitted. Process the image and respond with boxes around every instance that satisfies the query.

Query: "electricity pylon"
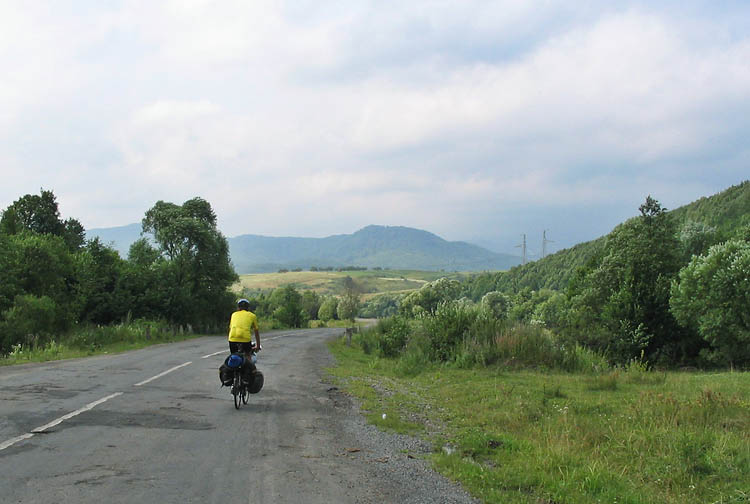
[516,234,527,265]
[542,230,554,259]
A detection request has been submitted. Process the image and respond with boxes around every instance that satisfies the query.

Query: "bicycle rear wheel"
[242,385,249,404]
[233,374,242,409]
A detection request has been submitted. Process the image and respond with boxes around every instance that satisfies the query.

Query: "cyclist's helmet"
[237,298,250,310]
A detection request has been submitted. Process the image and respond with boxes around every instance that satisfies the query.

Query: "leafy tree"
[359,292,400,318]
[0,233,18,314]
[127,237,161,266]
[75,238,126,324]
[0,231,77,352]
[337,294,359,323]
[480,291,510,320]
[62,218,86,251]
[532,292,569,329]
[1,189,85,251]
[571,196,692,364]
[141,198,237,326]
[4,233,77,325]
[337,276,361,323]
[679,220,718,262]
[301,290,322,320]
[670,239,750,366]
[507,288,556,324]
[318,296,338,321]
[399,277,460,316]
[270,286,306,328]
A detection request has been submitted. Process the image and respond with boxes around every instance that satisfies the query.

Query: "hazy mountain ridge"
[228,225,520,273]
[86,223,521,273]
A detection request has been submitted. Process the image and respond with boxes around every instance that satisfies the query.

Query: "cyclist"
[228,298,262,371]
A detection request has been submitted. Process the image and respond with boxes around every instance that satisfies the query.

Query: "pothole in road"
[4,383,87,399]
[66,410,214,431]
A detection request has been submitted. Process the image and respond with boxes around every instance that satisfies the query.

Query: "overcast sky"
[1,1,748,256]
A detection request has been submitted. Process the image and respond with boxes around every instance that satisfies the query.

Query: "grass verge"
[327,337,750,504]
[0,323,209,366]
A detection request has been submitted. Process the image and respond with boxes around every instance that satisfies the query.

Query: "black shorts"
[229,341,254,355]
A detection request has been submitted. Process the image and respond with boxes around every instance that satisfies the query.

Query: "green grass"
[327,338,750,504]
[236,269,466,298]
[0,324,208,366]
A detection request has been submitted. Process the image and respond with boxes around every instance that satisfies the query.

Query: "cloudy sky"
[2,1,749,256]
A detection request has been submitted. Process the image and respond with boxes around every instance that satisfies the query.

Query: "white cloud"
[1,2,749,250]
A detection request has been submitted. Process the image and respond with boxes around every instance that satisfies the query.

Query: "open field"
[328,338,750,504]
[235,269,466,298]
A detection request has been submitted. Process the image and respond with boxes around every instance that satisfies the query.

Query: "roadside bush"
[394,327,433,376]
[375,316,412,357]
[66,319,170,351]
[452,307,505,367]
[493,324,562,368]
[355,327,380,355]
[0,294,58,351]
[421,300,478,362]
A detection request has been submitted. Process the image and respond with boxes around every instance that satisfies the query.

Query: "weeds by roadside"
[0,320,204,365]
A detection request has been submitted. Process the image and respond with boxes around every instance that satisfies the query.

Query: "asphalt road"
[0,329,476,504]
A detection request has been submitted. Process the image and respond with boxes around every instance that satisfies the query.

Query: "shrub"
[481,291,510,320]
[0,295,58,351]
[376,316,412,357]
[670,239,750,367]
[394,327,433,376]
[318,297,338,321]
[421,300,478,362]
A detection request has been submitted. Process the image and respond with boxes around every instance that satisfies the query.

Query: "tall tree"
[574,196,692,363]
[141,198,237,326]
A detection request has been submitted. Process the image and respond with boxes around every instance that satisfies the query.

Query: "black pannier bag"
[241,362,255,384]
[248,370,263,394]
[219,363,233,386]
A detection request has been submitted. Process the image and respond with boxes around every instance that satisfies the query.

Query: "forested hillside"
[361,181,750,368]
[463,181,750,296]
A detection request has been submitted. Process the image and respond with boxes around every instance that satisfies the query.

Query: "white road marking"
[134,361,192,386]
[2,336,299,451]
[0,433,34,451]
[1,392,123,451]
[32,392,123,433]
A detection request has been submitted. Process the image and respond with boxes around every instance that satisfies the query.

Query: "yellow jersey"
[228,310,259,343]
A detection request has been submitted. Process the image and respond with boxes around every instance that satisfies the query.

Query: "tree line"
[240,275,361,328]
[0,190,237,354]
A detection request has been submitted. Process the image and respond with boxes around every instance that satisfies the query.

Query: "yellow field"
[234,269,463,298]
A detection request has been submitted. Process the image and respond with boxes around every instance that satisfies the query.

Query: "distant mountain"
[87,223,521,273]
[229,225,520,273]
[86,223,144,258]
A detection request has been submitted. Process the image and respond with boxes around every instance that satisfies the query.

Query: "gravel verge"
[320,345,479,504]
